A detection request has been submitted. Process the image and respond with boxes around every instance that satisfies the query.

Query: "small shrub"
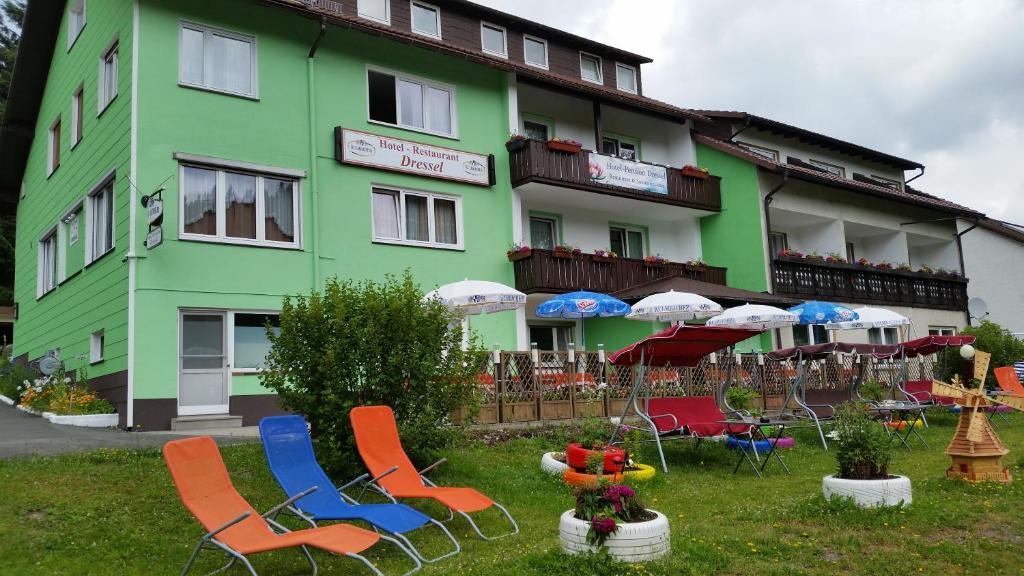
[859,381,886,402]
[725,387,758,413]
[575,417,613,449]
[832,403,892,480]
[19,364,113,415]
[935,321,1024,388]
[0,344,35,403]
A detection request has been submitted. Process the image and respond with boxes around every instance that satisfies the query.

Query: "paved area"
[0,405,258,459]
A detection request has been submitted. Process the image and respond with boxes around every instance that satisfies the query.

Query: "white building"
[959,218,1024,336]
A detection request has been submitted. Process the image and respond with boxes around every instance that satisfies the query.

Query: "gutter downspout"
[954,218,979,326]
[905,166,925,185]
[308,17,326,290]
[764,172,788,349]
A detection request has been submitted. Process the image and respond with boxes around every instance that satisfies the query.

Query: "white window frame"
[579,52,603,85]
[615,62,637,93]
[609,225,646,259]
[37,228,58,299]
[47,116,61,176]
[868,327,900,345]
[175,155,303,250]
[928,326,957,337]
[365,65,459,139]
[523,34,548,69]
[480,21,507,58]
[67,0,86,51]
[529,216,558,249]
[178,21,259,99]
[808,158,846,178]
[794,324,830,346]
[370,186,463,250]
[90,329,105,364]
[357,0,391,25]
[98,39,118,114]
[71,84,84,148]
[59,199,84,284]
[409,0,442,39]
[85,170,116,265]
[736,141,780,162]
[870,174,904,191]
[228,310,281,374]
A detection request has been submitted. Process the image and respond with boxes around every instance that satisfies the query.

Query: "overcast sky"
[479,0,1024,224]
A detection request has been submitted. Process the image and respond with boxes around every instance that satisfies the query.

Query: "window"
[529,324,573,351]
[602,136,638,161]
[870,174,904,191]
[845,242,855,263]
[180,163,300,248]
[38,231,58,298]
[367,68,456,137]
[90,330,104,364]
[616,63,637,93]
[232,313,280,371]
[98,40,118,112]
[868,327,900,345]
[47,116,61,176]
[179,22,257,98]
[522,118,550,141]
[769,231,788,257]
[358,0,390,24]
[609,226,644,259]
[580,52,603,84]
[410,1,441,39]
[523,35,548,69]
[736,141,779,162]
[371,187,461,249]
[87,177,114,263]
[67,0,86,49]
[529,216,557,249]
[71,85,84,147]
[808,159,846,178]
[928,327,957,337]
[480,22,507,57]
[793,325,829,347]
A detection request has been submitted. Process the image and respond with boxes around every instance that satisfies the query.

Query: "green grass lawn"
[2,410,1024,575]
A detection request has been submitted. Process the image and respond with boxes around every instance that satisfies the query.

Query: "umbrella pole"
[462,316,471,351]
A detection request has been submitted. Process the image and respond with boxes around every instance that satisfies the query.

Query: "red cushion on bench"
[646,397,751,437]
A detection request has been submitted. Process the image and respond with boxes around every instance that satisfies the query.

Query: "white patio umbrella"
[706,304,799,330]
[824,306,910,330]
[423,279,526,349]
[625,290,723,323]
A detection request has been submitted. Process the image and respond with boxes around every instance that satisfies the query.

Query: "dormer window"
[523,35,548,69]
[808,159,845,178]
[580,52,603,84]
[67,0,86,50]
[358,0,390,24]
[480,22,507,58]
[615,63,637,93]
[410,1,441,39]
[870,174,904,191]
[736,141,779,162]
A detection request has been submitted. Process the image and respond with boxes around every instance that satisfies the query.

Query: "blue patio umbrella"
[787,301,859,325]
[535,291,631,349]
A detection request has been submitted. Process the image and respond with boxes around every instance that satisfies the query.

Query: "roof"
[694,134,983,218]
[612,274,800,308]
[608,325,764,367]
[694,111,923,170]
[977,218,1024,245]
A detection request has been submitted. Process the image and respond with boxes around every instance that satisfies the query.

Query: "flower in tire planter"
[824,403,910,508]
[566,443,626,474]
[560,481,669,562]
[541,452,571,476]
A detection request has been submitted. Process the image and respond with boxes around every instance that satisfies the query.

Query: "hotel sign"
[587,153,668,195]
[336,128,493,187]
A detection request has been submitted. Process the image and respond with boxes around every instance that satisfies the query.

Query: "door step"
[170,414,244,431]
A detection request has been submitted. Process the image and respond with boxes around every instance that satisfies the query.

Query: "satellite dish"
[967,298,990,321]
[38,354,62,376]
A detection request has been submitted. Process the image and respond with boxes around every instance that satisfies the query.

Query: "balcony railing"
[773,258,969,311]
[511,249,727,294]
[508,139,722,211]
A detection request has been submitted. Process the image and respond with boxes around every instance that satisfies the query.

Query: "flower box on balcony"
[507,249,532,262]
[681,165,709,179]
[548,139,583,154]
[643,259,668,268]
[505,138,528,153]
[553,250,575,259]
[593,255,616,264]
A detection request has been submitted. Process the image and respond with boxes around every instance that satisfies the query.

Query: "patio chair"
[258,416,461,563]
[995,367,1024,396]
[163,435,421,576]
[349,405,519,540]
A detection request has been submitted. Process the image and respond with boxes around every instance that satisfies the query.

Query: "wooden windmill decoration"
[932,350,1024,483]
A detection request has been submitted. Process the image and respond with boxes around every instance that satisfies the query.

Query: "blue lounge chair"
[259,415,460,563]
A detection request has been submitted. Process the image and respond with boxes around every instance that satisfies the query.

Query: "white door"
[178,311,229,416]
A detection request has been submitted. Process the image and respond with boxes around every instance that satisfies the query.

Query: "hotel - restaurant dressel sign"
[336,128,494,186]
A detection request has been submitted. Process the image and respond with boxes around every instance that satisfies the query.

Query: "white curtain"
[434,198,457,244]
[399,80,424,128]
[210,33,251,94]
[427,87,451,134]
[183,167,217,235]
[180,27,204,85]
[372,190,400,239]
[264,178,295,242]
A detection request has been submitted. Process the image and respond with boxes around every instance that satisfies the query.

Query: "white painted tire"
[541,452,570,475]
[822,474,912,508]
[559,509,670,562]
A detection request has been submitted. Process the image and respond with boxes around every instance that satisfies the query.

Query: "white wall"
[959,221,1024,334]
[517,83,595,149]
[738,128,908,184]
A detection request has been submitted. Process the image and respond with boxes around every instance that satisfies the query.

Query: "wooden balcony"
[772,258,969,311]
[511,249,727,294]
[508,140,722,211]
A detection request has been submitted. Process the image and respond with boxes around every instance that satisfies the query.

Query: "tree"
[936,321,1024,388]
[260,272,478,475]
[0,0,25,121]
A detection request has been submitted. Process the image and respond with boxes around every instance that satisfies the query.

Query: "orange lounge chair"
[349,405,519,540]
[163,436,421,576]
[995,366,1024,396]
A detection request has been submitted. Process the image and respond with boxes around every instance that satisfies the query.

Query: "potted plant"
[680,165,709,179]
[505,132,528,153]
[917,265,934,275]
[593,249,618,263]
[506,242,532,262]
[642,254,668,267]
[553,244,580,259]
[825,252,847,264]
[856,257,872,267]
[685,258,707,270]
[896,263,913,272]
[778,248,804,260]
[805,250,825,262]
[822,403,910,508]
[874,261,894,271]
[559,480,670,562]
[565,418,626,474]
[547,138,583,154]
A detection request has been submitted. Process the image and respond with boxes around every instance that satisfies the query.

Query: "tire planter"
[822,474,912,508]
[725,436,794,452]
[541,452,571,476]
[562,464,656,487]
[883,419,924,431]
[566,444,626,474]
[559,509,670,562]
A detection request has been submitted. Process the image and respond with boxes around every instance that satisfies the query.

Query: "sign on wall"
[587,153,668,195]
[336,128,493,187]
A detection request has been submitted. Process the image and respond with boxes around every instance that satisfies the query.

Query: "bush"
[832,403,892,480]
[859,381,886,402]
[725,386,758,412]
[20,363,113,415]
[935,321,1024,388]
[0,344,35,403]
[260,272,478,475]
